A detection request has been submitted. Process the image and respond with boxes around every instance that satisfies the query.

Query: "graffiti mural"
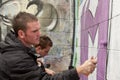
[0,0,20,41]
[73,0,110,80]
[0,0,58,41]
[80,0,110,80]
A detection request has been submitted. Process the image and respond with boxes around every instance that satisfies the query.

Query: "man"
[0,12,97,80]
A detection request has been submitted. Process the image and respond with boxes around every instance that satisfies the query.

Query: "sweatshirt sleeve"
[41,68,80,80]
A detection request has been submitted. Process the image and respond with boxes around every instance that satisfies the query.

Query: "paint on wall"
[73,0,110,80]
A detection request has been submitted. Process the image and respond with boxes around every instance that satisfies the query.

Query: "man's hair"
[35,35,53,49]
[12,12,38,36]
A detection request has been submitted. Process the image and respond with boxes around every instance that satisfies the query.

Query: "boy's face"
[36,46,51,57]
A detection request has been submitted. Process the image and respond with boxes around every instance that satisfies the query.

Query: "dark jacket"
[0,30,79,80]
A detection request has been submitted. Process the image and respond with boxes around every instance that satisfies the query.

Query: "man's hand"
[76,57,97,76]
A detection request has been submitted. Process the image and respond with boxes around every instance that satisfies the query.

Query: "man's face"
[23,21,40,46]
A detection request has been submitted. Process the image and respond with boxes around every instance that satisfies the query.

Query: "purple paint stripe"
[80,0,110,80]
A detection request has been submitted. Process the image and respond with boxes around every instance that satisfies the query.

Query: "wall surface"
[74,0,109,80]
[1,0,120,80]
[73,0,120,80]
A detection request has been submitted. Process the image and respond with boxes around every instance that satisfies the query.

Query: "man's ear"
[18,30,25,38]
